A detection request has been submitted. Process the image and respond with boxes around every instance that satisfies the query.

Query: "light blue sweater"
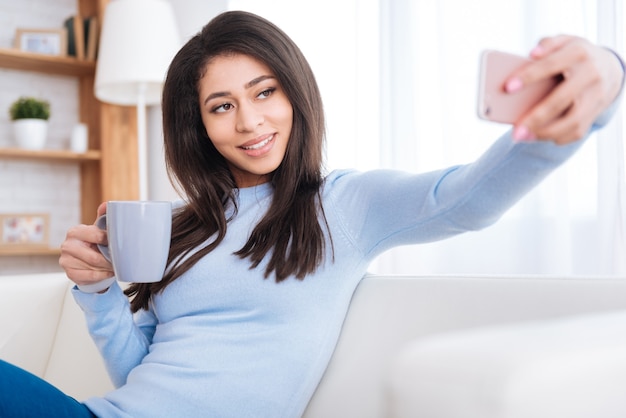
[73,124,610,417]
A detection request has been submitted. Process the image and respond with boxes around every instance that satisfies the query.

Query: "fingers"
[59,223,114,286]
[59,201,113,287]
[506,35,624,144]
[533,97,600,144]
[96,201,107,220]
[505,35,582,93]
[65,222,109,251]
[529,35,576,59]
[520,64,600,141]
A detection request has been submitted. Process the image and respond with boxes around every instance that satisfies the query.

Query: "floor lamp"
[94,0,180,201]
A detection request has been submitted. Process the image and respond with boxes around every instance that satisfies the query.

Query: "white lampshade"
[95,0,180,200]
[95,0,180,105]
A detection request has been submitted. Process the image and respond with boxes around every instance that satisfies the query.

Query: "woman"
[3,10,624,418]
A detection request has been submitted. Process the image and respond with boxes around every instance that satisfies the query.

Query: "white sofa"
[1,272,626,417]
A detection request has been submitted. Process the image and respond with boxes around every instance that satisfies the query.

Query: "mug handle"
[95,214,112,262]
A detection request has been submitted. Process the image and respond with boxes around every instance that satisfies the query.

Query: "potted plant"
[9,96,51,150]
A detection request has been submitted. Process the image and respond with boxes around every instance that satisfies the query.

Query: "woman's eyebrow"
[204,91,229,105]
[245,74,275,88]
[204,75,276,105]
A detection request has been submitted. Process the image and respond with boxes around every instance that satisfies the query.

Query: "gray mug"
[95,200,172,283]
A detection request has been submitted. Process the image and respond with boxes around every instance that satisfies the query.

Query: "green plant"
[9,96,51,120]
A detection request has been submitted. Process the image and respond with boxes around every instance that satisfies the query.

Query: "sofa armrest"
[386,310,626,418]
[0,274,68,377]
[0,273,113,401]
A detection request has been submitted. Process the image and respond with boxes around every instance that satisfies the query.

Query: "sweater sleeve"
[327,130,591,259]
[72,281,157,387]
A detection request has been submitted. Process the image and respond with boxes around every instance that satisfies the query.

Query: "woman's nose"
[235,102,264,132]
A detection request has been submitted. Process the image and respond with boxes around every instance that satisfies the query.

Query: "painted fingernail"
[505,77,523,93]
[513,126,536,142]
[530,45,545,57]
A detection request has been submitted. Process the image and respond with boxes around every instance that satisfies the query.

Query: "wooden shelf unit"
[0,147,101,162]
[0,0,139,256]
[0,247,61,256]
[0,47,96,76]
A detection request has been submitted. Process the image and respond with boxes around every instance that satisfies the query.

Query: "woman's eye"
[212,103,233,113]
[257,88,276,99]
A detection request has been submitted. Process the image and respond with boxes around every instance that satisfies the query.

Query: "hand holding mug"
[59,203,114,289]
[64,201,172,293]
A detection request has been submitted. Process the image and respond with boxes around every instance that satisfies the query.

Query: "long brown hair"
[125,11,329,312]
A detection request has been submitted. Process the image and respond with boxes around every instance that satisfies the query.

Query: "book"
[85,16,99,61]
[63,16,76,57]
[73,13,85,60]
[63,14,84,60]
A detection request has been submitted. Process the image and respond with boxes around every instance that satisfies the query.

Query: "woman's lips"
[240,134,275,156]
[241,134,274,150]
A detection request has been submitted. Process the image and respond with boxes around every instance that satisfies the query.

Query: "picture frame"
[14,28,67,56]
[0,213,49,249]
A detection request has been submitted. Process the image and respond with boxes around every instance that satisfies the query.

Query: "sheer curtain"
[373,0,626,276]
[228,0,625,276]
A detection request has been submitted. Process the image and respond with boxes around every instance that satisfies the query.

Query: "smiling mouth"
[240,134,274,150]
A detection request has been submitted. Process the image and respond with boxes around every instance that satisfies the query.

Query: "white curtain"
[596,0,626,274]
[228,0,626,276]
[373,0,626,276]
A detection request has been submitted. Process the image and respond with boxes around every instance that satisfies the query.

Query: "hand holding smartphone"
[477,50,560,124]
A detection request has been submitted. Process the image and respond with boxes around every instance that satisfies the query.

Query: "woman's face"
[198,53,293,188]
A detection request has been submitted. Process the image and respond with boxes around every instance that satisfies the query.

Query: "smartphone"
[477,49,560,124]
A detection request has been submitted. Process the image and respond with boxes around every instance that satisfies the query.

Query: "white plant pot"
[13,119,48,150]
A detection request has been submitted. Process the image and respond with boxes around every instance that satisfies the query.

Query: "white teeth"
[242,135,273,150]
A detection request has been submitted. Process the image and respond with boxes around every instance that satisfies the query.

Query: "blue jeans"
[0,360,96,417]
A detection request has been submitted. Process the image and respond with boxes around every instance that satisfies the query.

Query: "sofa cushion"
[387,309,626,418]
[0,273,68,377]
[304,275,626,418]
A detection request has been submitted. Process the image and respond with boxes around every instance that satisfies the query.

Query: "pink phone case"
[477,50,560,124]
